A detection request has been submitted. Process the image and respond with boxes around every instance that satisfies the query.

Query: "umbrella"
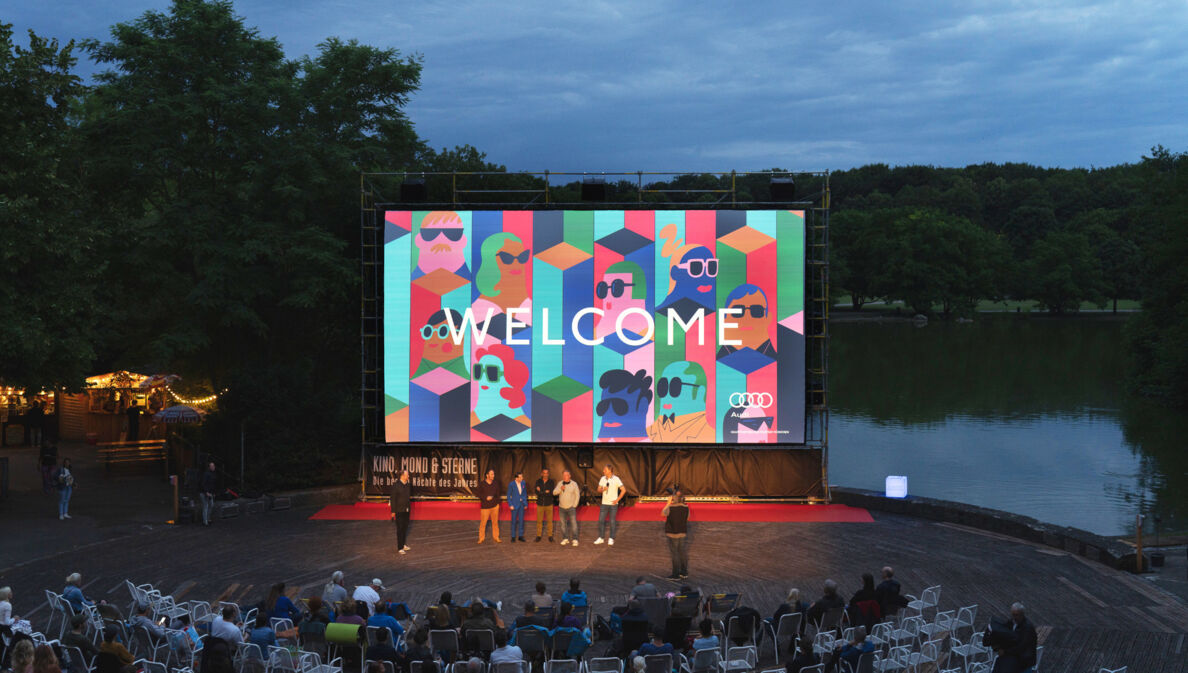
[152,404,206,424]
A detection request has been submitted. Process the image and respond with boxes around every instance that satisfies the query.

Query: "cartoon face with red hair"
[470,343,531,426]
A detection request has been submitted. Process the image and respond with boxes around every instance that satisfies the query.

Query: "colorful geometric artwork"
[383,210,805,444]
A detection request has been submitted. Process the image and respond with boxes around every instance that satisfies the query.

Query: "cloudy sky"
[9,0,1188,172]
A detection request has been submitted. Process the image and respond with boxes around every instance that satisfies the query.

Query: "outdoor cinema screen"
[382,210,805,445]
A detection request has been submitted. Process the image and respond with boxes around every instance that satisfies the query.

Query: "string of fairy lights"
[165,386,226,406]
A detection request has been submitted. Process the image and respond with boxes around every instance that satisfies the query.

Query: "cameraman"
[661,488,690,580]
[984,602,1037,673]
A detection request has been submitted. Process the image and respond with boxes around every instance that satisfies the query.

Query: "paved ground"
[2,443,1186,673]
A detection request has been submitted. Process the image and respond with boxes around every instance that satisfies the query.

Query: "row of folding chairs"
[234,642,344,673]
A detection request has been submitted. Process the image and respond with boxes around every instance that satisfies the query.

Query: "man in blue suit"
[507,471,529,542]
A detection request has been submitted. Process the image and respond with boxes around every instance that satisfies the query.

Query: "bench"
[97,440,168,473]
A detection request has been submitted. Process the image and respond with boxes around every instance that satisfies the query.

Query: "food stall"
[57,371,177,444]
[0,386,56,447]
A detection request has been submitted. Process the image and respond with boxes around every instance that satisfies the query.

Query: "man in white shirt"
[489,629,524,664]
[352,578,385,616]
[594,464,625,546]
[210,606,244,645]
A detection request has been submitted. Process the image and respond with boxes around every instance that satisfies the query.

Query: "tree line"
[1,1,1183,492]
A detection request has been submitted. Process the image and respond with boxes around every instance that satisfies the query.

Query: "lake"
[828,314,1188,537]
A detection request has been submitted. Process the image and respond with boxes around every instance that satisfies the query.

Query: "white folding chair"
[135,659,169,673]
[235,642,266,673]
[586,657,624,673]
[490,662,526,673]
[887,617,922,651]
[681,648,721,673]
[871,646,910,673]
[1098,668,1127,673]
[720,646,756,673]
[918,611,954,642]
[545,659,580,673]
[266,645,300,673]
[951,606,977,640]
[903,587,940,620]
[764,613,802,664]
[1033,645,1043,673]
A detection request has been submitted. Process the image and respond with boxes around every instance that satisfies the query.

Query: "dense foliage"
[1,0,1184,494]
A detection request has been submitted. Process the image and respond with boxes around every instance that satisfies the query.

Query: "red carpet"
[310,501,872,523]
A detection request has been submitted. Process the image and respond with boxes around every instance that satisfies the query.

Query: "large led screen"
[382,210,805,444]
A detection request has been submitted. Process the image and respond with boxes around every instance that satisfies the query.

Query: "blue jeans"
[59,485,72,517]
[598,504,617,539]
[510,506,526,538]
[559,507,579,540]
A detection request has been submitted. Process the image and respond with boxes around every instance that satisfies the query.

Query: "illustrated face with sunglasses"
[419,309,463,364]
[664,246,718,306]
[596,369,653,439]
[414,211,468,274]
[728,406,773,444]
[656,361,708,419]
[721,287,771,351]
[595,263,648,339]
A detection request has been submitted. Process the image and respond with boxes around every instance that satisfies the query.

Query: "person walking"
[507,472,528,542]
[125,400,142,442]
[533,468,556,542]
[594,464,625,546]
[661,489,690,579]
[200,462,219,526]
[477,469,502,543]
[53,458,75,520]
[554,470,581,546]
[390,469,412,554]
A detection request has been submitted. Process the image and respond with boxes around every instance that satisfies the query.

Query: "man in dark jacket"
[661,489,690,580]
[874,566,908,617]
[806,580,846,629]
[390,469,412,554]
[200,462,219,526]
[988,603,1037,673]
[533,468,556,542]
[477,469,502,543]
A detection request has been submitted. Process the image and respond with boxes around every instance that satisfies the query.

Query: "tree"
[0,24,98,392]
[1021,230,1104,313]
[830,210,891,310]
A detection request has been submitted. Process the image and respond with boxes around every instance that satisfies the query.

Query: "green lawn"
[832,296,1142,314]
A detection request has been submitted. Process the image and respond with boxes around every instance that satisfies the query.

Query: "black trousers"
[395,512,410,548]
[667,535,688,576]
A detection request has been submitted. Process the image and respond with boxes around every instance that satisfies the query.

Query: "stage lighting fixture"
[885,475,908,499]
[400,178,428,203]
[769,177,796,201]
[581,177,608,201]
[577,448,594,469]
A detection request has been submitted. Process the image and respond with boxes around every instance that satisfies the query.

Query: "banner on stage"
[382,210,806,445]
[368,446,481,496]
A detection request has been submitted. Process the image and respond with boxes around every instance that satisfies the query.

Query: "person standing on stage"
[594,464,625,546]
[554,470,582,546]
[661,489,690,579]
[534,468,556,543]
[477,468,502,543]
[507,471,528,542]
[390,469,412,555]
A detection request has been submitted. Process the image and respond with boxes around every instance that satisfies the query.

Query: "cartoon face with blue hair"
[664,246,717,307]
[720,283,771,352]
[596,369,652,439]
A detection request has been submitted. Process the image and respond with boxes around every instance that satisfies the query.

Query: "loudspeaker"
[577,448,594,469]
[581,178,607,201]
[400,178,428,203]
[769,177,796,201]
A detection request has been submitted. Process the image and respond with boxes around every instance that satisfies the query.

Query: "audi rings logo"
[729,391,773,409]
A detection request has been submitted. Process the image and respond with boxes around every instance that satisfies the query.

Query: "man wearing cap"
[352,579,385,616]
[63,613,100,660]
[130,601,166,639]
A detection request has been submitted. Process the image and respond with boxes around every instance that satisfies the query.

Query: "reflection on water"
[829,316,1188,537]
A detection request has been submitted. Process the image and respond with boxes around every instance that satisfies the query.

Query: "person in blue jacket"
[507,472,529,542]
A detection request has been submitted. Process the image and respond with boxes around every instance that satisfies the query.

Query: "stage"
[310,501,874,523]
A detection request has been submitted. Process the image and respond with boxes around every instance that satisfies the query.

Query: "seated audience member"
[561,579,588,608]
[723,603,762,646]
[848,574,881,630]
[630,577,658,600]
[691,619,719,652]
[513,602,546,630]
[620,600,650,629]
[211,606,244,645]
[489,629,523,664]
[631,657,646,673]
[366,663,385,673]
[33,644,61,673]
[555,602,582,630]
[352,579,385,617]
[983,602,1037,673]
[99,626,135,667]
[460,602,496,641]
[771,589,809,634]
[199,638,235,673]
[61,574,94,614]
[874,567,907,617]
[248,612,278,649]
[635,632,674,658]
[670,586,700,619]
[786,637,820,673]
[62,613,101,660]
[830,626,874,673]
[336,600,366,626]
[265,583,302,623]
[403,629,435,673]
[531,582,553,610]
[806,580,846,628]
[427,592,456,629]
[322,571,349,611]
[169,615,203,653]
[306,596,332,624]
[365,627,400,664]
[10,639,35,673]
[463,658,484,673]
[131,602,166,639]
[368,602,406,643]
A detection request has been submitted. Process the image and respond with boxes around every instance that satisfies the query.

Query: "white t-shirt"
[352,585,381,614]
[599,475,624,505]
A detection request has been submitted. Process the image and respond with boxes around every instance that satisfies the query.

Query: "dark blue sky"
[10,0,1188,172]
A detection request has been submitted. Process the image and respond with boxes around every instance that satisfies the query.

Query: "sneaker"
[59,514,64,520]
[511,537,517,543]
[399,549,407,555]
[571,540,578,546]
[561,539,570,545]
[608,538,614,545]
[519,536,526,542]
[666,575,681,581]
[64,514,71,519]
[402,545,410,552]
[679,574,688,580]
[535,536,542,542]
[594,537,604,545]
[548,536,555,542]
